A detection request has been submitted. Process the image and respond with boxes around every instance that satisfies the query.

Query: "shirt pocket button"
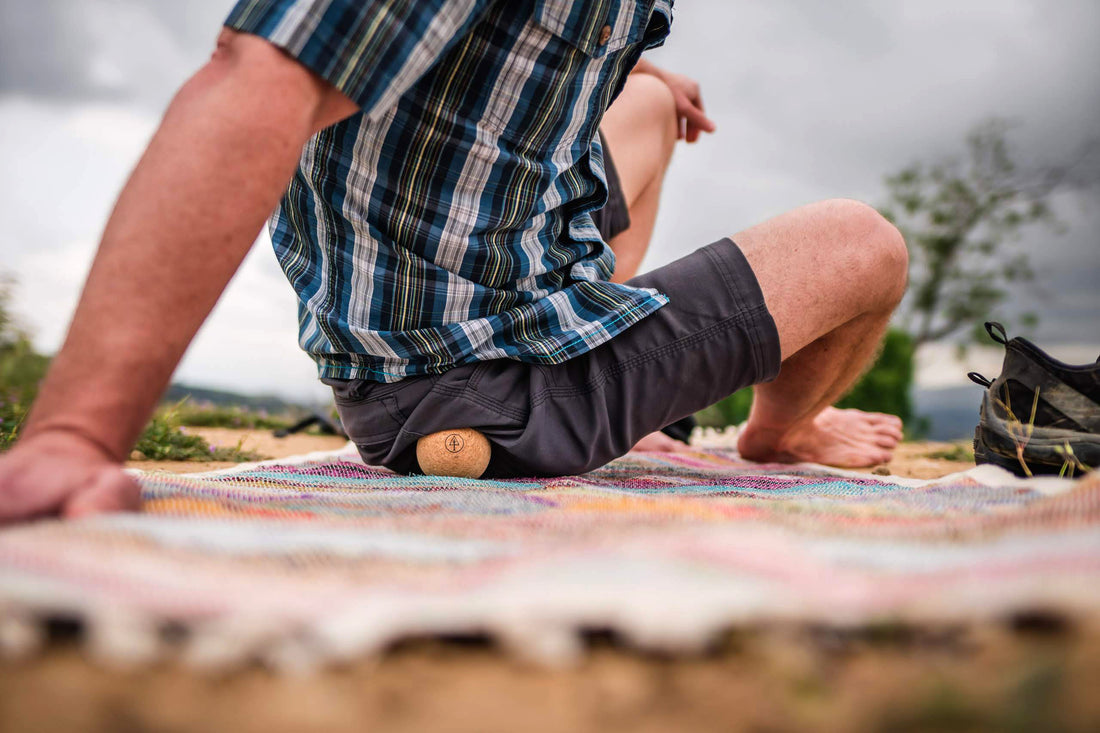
[598,25,612,46]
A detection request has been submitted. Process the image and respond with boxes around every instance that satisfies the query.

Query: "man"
[0,0,904,519]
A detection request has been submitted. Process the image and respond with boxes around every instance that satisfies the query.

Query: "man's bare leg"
[735,199,907,467]
[599,73,678,284]
[598,80,904,465]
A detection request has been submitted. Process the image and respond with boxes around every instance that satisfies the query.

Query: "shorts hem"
[703,238,782,384]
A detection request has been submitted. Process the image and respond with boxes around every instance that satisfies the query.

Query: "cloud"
[175,241,333,404]
[0,0,227,108]
[0,1,101,99]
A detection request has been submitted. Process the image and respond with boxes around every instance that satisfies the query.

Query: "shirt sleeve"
[225,0,491,118]
[644,0,672,50]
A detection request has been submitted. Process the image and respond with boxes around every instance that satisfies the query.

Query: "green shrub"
[2,279,269,460]
[0,341,48,451]
[836,328,914,425]
[133,404,264,462]
[0,281,50,451]
[696,387,753,429]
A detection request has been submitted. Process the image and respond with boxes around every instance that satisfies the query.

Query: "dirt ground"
[3,431,1097,733]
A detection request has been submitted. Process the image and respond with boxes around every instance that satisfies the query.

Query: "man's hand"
[631,59,716,143]
[0,432,141,522]
[656,69,716,143]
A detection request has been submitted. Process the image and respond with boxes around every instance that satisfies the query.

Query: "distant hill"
[161,383,313,414]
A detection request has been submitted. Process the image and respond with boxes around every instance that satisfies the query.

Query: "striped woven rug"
[0,445,1097,669]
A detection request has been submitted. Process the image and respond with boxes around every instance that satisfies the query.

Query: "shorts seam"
[749,321,772,381]
[702,240,750,314]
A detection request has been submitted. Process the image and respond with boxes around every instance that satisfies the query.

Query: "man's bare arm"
[0,30,357,520]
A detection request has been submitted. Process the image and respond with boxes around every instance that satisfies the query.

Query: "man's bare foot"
[632,431,693,453]
[737,406,902,467]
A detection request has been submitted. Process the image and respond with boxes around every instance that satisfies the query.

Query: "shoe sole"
[974,421,1100,477]
[973,426,1028,476]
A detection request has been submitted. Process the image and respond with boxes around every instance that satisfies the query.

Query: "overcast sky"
[0,0,1097,403]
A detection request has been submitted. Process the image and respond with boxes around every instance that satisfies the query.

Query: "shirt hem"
[313,292,669,384]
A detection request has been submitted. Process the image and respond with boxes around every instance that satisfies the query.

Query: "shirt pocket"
[535,0,643,57]
[476,0,648,144]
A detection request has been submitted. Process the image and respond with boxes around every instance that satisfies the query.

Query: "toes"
[848,410,901,426]
[826,408,903,436]
[850,423,901,446]
[853,448,893,467]
[852,412,903,440]
[875,423,904,443]
[836,447,892,468]
[873,432,900,449]
[871,413,904,430]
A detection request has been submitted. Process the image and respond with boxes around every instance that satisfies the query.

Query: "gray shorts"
[326,238,782,478]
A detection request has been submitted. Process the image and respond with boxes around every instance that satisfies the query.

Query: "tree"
[699,119,1091,432]
[880,119,1067,349]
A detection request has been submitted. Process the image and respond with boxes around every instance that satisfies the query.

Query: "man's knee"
[626,73,678,154]
[822,198,908,306]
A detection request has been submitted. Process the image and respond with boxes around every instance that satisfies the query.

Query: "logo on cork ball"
[445,433,465,453]
[417,428,490,479]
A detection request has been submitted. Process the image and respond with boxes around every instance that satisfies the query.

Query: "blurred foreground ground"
[2,431,1097,733]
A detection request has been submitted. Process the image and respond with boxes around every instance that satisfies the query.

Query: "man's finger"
[684,104,716,133]
[62,469,143,518]
[691,89,706,113]
[681,105,716,144]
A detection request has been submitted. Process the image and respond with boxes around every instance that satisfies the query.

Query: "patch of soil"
[856,440,976,480]
[127,428,348,474]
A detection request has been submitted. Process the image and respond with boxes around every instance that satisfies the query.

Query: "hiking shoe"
[970,322,1100,477]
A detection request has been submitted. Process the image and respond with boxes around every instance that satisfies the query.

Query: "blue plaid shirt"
[226,0,673,382]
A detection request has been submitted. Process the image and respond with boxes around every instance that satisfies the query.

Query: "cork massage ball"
[416,428,491,479]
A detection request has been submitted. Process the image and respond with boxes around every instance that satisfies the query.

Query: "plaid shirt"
[226,0,673,382]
